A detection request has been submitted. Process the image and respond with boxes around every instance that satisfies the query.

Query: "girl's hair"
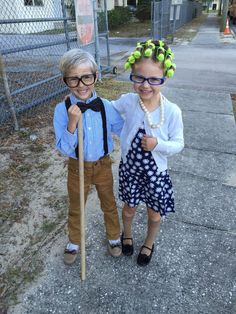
[124,39,176,78]
[59,48,98,76]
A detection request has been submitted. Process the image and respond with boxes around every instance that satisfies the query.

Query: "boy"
[53,48,123,264]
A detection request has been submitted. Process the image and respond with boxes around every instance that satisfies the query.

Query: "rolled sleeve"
[53,102,78,157]
[103,98,124,136]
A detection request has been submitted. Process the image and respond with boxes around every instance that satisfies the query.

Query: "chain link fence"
[0,0,111,127]
[1,0,203,128]
[151,0,202,40]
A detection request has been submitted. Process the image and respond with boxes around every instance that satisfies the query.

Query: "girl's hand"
[141,134,158,151]
[67,105,82,133]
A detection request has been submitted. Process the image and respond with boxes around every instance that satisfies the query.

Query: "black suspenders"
[65,97,108,158]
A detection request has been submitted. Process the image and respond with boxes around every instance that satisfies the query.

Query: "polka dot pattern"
[119,127,175,216]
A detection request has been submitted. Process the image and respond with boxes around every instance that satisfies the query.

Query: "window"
[24,0,44,6]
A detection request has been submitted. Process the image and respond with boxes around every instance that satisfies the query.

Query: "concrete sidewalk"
[10,14,236,314]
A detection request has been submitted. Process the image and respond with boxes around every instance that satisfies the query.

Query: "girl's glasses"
[63,73,96,87]
[130,74,165,86]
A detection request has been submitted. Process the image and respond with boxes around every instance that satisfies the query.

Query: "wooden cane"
[78,115,86,280]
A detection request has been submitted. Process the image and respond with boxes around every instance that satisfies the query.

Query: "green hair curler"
[124,39,176,78]
[167,68,174,77]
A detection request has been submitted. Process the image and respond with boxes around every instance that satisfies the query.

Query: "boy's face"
[131,58,165,104]
[64,63,97,101]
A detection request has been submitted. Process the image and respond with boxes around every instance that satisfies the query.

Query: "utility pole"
[207,0,210,13]
[218,0,223,15]
[220,0,229,32]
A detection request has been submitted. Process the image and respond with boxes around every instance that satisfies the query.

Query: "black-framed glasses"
[130,74,165,86]
[63,73,96,87]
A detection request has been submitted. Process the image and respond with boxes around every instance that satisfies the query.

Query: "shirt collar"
[70,90,97,104]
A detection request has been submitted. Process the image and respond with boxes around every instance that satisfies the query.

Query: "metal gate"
[151,0,202,40]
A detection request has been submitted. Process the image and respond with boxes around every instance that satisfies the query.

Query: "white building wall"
[115,0,127,6]
[97,0,128,11]
[210,0,221,10]
[0,0,130,34]
[106,0,115,11]
[0,0,61,34]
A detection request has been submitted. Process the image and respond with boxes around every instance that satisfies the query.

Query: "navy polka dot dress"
[119,127,175,216]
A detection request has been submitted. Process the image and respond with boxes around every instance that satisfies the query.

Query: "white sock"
[109,238,121,245]
[66,242,79,251]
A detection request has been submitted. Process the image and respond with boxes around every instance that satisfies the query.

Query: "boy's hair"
[124,39,176,78]
[59,48,98,76]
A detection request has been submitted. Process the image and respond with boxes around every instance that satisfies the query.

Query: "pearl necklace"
[139,94,164,128]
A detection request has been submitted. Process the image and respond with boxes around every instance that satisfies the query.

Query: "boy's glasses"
[63,73,96,87]
[130,74,165,86]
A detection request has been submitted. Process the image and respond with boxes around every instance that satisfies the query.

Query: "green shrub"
[135,0,151,21]
[97,11,107,32]
[108,7,132,30]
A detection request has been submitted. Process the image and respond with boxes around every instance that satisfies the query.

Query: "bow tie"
[76,98,102,113]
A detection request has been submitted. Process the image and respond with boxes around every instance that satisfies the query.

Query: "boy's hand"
[67,105,82,134]
[141,134,158,151]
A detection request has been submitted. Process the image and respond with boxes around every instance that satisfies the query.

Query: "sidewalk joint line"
[182,108,233,116]
[169,218,236,235]
[183,145,236,156]
[169,169,236,189]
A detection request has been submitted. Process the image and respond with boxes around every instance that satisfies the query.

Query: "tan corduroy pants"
[67,156,120,245]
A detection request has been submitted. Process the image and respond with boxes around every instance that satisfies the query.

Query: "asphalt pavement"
[10,13,236,314]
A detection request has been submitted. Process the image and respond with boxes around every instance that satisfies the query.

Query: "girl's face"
[131,58,165,105]
[64,63,98,101]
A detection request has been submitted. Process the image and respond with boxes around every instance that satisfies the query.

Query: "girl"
[112,39,184,266]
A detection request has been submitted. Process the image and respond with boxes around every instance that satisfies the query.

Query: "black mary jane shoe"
[121,233,134,256]
[137,244,154,266]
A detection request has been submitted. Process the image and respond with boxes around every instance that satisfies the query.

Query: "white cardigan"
[111,92,184,173]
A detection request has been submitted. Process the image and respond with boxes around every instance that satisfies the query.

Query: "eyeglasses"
[63,73,96,87]
[130,74,165,86]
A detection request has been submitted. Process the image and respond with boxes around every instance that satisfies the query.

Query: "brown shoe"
[107,243,122,257]
[64,248,78,265]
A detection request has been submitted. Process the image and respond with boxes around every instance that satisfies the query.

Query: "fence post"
[171,5,177,43]
[93,0,101,80]
[0,53,19,131]
[218,0,223,16]
[151,1,158,40]
[61,0,71,50]
[160,0,164,39]
[220,0,229,32]
[104,0,111,68]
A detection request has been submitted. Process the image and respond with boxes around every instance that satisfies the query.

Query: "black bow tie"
[76,97,102,113]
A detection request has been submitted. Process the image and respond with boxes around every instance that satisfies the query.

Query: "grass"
[171,13,208,44]
[96,79,133,100]
[28,143,46,153]
[41,221,57,233]
[108,13,207,42]
[32,25,76,35]
[36,161,51,171]
[0,159,30,229]
[1,257,44,310]
[109,20,151,38]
